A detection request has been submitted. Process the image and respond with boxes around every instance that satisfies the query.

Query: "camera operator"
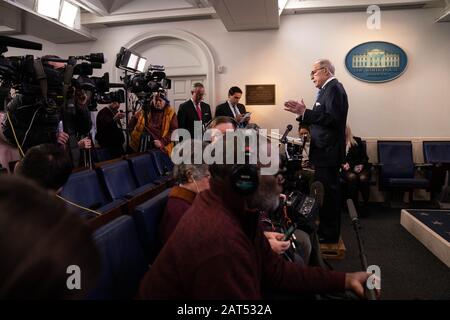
[129,91,177,155]
[95,98,125,158]
[1,56,65,152]
[1,55,93,167]
[58,85,93,167]
[140,134,370,299]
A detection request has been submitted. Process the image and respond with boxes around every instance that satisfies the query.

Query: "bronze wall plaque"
[245,85,276,105]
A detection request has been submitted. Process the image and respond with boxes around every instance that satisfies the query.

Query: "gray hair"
[173,139,210,184]
[316,59,335,76]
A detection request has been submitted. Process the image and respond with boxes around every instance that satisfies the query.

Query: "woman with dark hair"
[15,143,73,193]
[129,92,177,155]
[0,176,100,299]
[341,125,371,209]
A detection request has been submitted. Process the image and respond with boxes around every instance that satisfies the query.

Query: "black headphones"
[230,146,259,195]
[230,164,259,195]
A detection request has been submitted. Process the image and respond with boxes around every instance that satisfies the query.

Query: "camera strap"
[33,58,48,100]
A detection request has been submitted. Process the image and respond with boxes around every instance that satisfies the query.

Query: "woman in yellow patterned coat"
[129,93,178,155]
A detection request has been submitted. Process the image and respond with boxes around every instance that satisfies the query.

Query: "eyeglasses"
[310,67,325,77]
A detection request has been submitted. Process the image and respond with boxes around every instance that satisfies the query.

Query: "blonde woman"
[341,126,371,209]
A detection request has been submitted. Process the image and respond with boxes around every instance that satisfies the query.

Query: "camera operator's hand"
[154,140,163,149]
[284,99,306,116]
[264,232,291,255]
[78,137,92,149]
[342,163,351,171]
[345,272,380,299]
[56,132,69,146]
[114,112,125,121]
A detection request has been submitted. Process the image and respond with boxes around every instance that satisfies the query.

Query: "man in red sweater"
[140,137,370,299]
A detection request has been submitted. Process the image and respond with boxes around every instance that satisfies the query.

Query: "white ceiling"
[0,0,448,43]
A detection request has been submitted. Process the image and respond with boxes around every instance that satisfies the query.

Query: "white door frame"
[115,29,216,107]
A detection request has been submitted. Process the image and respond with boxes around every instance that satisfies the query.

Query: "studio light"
[116,47,147,73]
[137,58,147,73]
[127,53,139,70]
[59,1,79,28]
[36,0,61,20]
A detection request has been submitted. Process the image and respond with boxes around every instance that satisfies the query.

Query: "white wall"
[7,8,450,139]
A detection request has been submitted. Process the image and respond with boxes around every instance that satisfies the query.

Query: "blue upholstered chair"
[377,141,429,203]
[133,188,171,264]
[89,215,148,299]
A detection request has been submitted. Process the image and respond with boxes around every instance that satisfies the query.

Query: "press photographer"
[117,58,176,155]
[95,90,126,158]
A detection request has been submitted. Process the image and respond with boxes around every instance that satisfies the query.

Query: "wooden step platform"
[320,238,346,260]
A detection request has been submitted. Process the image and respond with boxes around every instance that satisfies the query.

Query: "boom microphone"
[0,35,43,51]
[280,124,293,144]
[346,199,378,301]
[347,198,359,222]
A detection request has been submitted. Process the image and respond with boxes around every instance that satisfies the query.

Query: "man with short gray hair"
[177,83,212,140]
[284,59,348,243]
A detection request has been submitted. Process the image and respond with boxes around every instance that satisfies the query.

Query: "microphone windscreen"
[347,199,359,221]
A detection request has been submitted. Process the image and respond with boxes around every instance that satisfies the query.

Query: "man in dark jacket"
[95,99,125,158]
[215,86,250,127]
[177,83,212,140]
[140,135,368,299]
[284,59,348,243]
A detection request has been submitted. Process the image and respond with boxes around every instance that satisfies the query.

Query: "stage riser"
[401,210,450,268]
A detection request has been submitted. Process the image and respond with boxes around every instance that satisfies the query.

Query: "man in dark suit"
[177,82,212,140]
[215,86,250,127]
[284,59,348,243]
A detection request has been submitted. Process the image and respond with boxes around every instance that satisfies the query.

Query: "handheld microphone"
[280,124,293,144]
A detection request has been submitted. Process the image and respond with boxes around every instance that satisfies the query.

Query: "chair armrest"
[415,163,433,168]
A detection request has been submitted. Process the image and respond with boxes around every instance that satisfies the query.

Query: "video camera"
[283,190,320,234]
[42,53,110,112]
[0,35,110,150]
[122,65,171,97]
[278,128,309,194]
